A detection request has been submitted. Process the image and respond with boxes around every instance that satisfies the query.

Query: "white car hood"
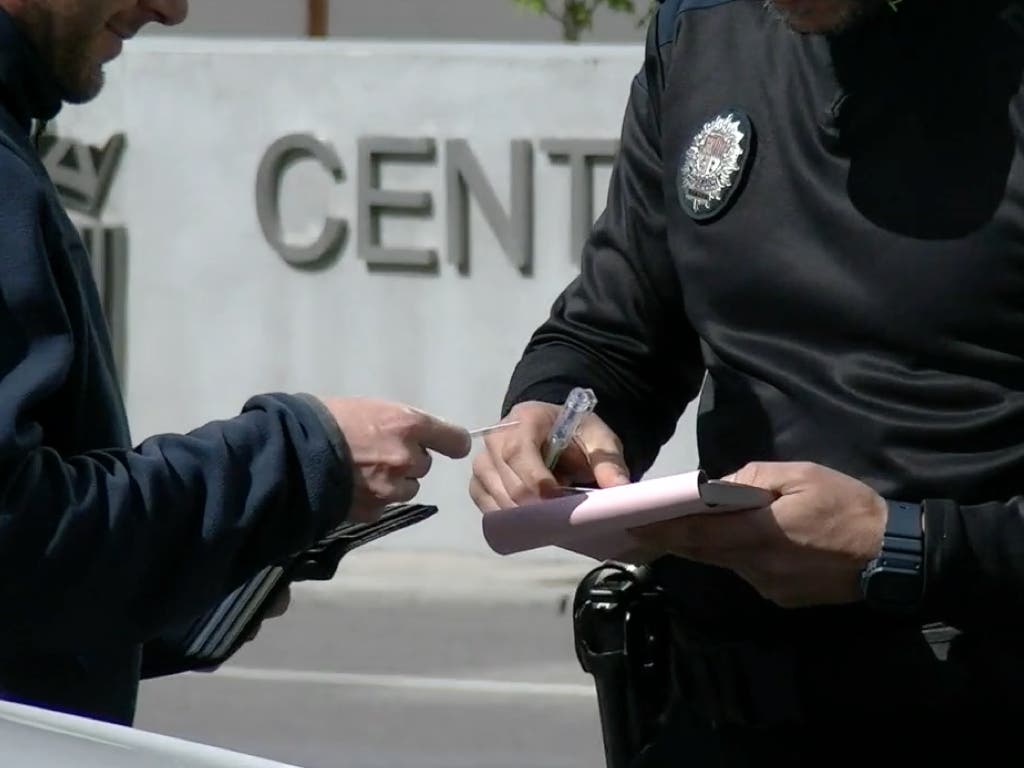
[0,700,302,768]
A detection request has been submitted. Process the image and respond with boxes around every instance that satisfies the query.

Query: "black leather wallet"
[155,503,437,671]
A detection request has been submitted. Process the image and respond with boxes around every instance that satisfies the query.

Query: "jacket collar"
[0,7,62,132]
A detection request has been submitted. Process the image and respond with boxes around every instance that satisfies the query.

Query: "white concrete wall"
[53,38,700,560]
[141,0,304,37]
[141,0,649,43]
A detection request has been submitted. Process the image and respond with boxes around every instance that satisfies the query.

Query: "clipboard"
[481,470,775,561]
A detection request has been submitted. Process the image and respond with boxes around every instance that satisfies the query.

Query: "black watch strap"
[881,499,923,556]
[885,499,923,540]
[860,499,924,612]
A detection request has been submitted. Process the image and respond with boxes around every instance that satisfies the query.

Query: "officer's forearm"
[922,496,1024,630]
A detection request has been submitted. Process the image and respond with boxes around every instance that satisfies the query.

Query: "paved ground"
[134,551,608,768]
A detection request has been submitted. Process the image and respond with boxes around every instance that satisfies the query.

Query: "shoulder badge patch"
[677,108,754,221]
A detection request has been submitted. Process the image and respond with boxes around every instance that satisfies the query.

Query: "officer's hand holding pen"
[467,392,630,514]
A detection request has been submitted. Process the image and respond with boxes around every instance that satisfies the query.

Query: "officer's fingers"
[630,506,778,558]
[469,475,500,513]
[492,455,554,505]
[575,417,630,488]
[493,435,559,502]
[472,450,517,509]
[721,461,818,496]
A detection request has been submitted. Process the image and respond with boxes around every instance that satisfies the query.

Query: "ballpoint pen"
[542,387,598,470]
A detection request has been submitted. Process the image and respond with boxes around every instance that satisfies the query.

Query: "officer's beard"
[764,0,888,34]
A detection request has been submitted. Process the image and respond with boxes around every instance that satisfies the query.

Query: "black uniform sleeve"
[502,6,705,478]
[0,156,353,655]
[922,497,1024,632]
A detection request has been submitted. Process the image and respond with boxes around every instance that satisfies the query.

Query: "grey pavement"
[134,550,607,768]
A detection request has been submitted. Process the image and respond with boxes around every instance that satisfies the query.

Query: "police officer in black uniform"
[470,0,1024,763]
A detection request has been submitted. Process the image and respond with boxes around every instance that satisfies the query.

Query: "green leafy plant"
[513,0,658,42]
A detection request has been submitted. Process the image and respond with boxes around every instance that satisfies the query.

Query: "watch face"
[864,568,922,608]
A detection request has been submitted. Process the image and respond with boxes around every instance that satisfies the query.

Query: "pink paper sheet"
[481,470,772,561]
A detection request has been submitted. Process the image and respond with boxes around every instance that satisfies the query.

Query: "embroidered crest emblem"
[678,109,754,221]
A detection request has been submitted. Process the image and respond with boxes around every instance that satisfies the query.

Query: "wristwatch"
[859,499,924,612]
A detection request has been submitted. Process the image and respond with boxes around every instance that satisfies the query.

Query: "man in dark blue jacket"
[0,0,471,728]
[472,0,1024,763]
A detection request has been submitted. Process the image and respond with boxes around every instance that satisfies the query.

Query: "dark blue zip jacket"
[0,9,353,725]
